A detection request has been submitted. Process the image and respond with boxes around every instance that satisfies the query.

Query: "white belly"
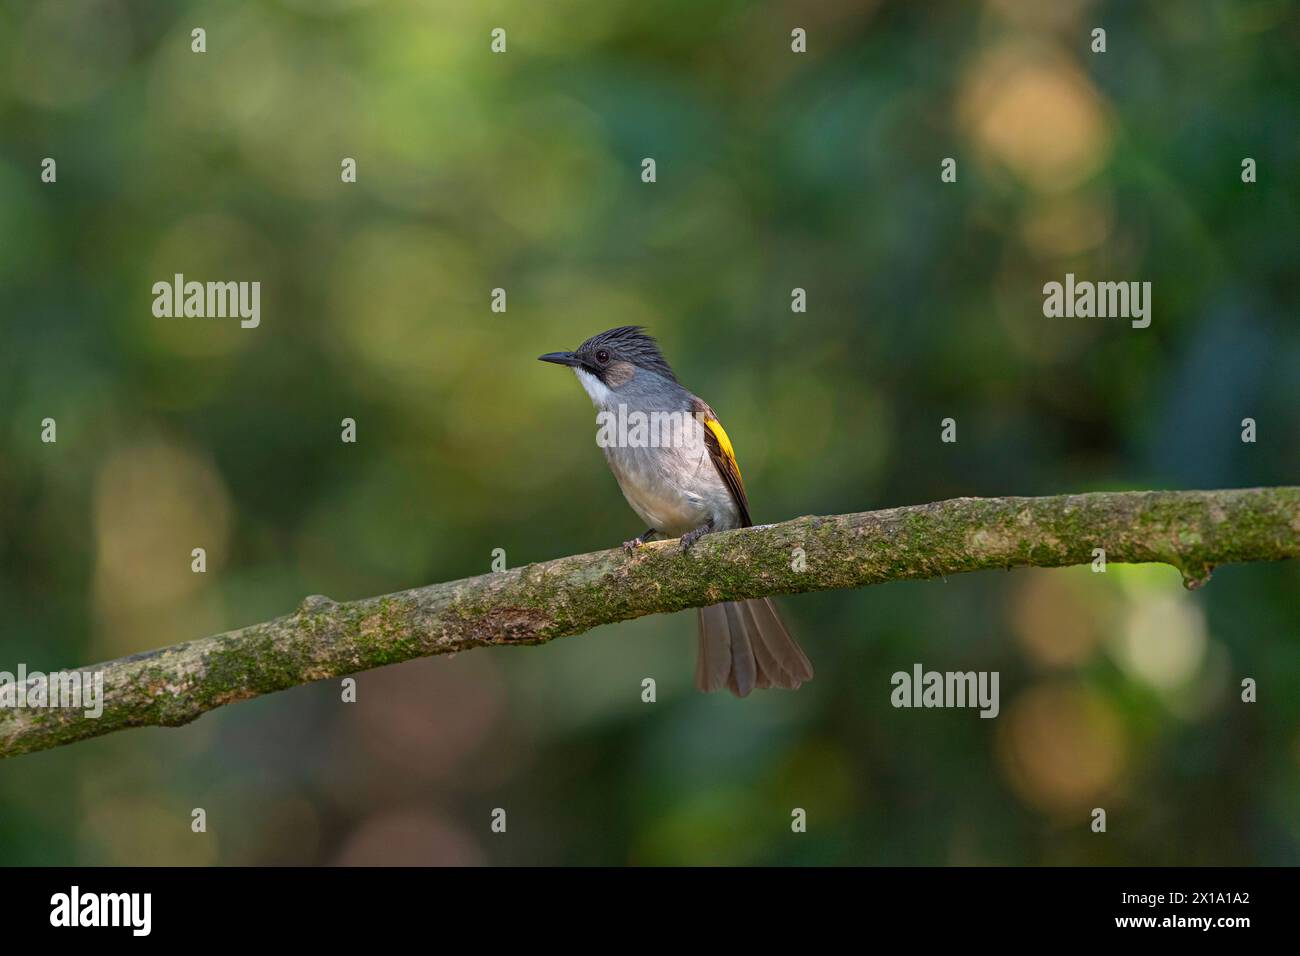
[603,439,740,537]
[613,462,709,534]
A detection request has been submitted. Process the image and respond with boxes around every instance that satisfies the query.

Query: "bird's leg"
[679,520,715,552]
[623,528,657,553]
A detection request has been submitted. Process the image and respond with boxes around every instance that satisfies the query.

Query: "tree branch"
[2,487,1297,759]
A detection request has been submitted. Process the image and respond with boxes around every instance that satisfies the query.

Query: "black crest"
[577,326,677,381]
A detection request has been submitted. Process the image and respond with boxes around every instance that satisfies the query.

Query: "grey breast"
[599,380,739,536]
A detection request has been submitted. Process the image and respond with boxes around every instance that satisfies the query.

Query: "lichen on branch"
[1,486,1296,759]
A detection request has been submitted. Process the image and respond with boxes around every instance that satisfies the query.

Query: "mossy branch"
[2,486,1297,759]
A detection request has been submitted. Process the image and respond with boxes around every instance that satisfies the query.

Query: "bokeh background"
[1,0,1297,865]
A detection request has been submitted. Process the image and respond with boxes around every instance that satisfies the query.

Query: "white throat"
[574,367,614,408]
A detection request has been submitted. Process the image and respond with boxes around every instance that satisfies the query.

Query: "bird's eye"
[595,349,610,364]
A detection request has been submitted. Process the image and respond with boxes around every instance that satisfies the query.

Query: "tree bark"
[2,486,1296,759]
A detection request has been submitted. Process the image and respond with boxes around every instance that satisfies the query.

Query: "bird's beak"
[538,351,581,368]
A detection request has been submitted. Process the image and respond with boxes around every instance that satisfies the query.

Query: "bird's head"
[539,326,676,401]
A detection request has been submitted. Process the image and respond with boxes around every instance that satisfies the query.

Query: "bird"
[539,325,813,697]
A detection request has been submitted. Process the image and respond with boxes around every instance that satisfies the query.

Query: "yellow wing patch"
[694,400,751,526]
[703,417,741,480]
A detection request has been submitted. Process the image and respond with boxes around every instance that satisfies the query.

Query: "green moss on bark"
[1,487,1296,759]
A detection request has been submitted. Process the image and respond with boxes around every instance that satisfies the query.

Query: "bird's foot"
[623,529,656,554]
[679,522,714,553]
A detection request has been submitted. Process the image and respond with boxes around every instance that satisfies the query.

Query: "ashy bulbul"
[540,326,813,697]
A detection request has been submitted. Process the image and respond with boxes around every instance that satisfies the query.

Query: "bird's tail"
[696,598,813,697]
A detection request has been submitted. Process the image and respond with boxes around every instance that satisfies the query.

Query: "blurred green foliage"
[0,0,1297,865]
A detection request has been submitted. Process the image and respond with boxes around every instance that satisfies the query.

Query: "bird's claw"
[623,529,657,554]
[679,525,712,552]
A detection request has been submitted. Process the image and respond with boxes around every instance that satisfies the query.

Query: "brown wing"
[692,398,752,528]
